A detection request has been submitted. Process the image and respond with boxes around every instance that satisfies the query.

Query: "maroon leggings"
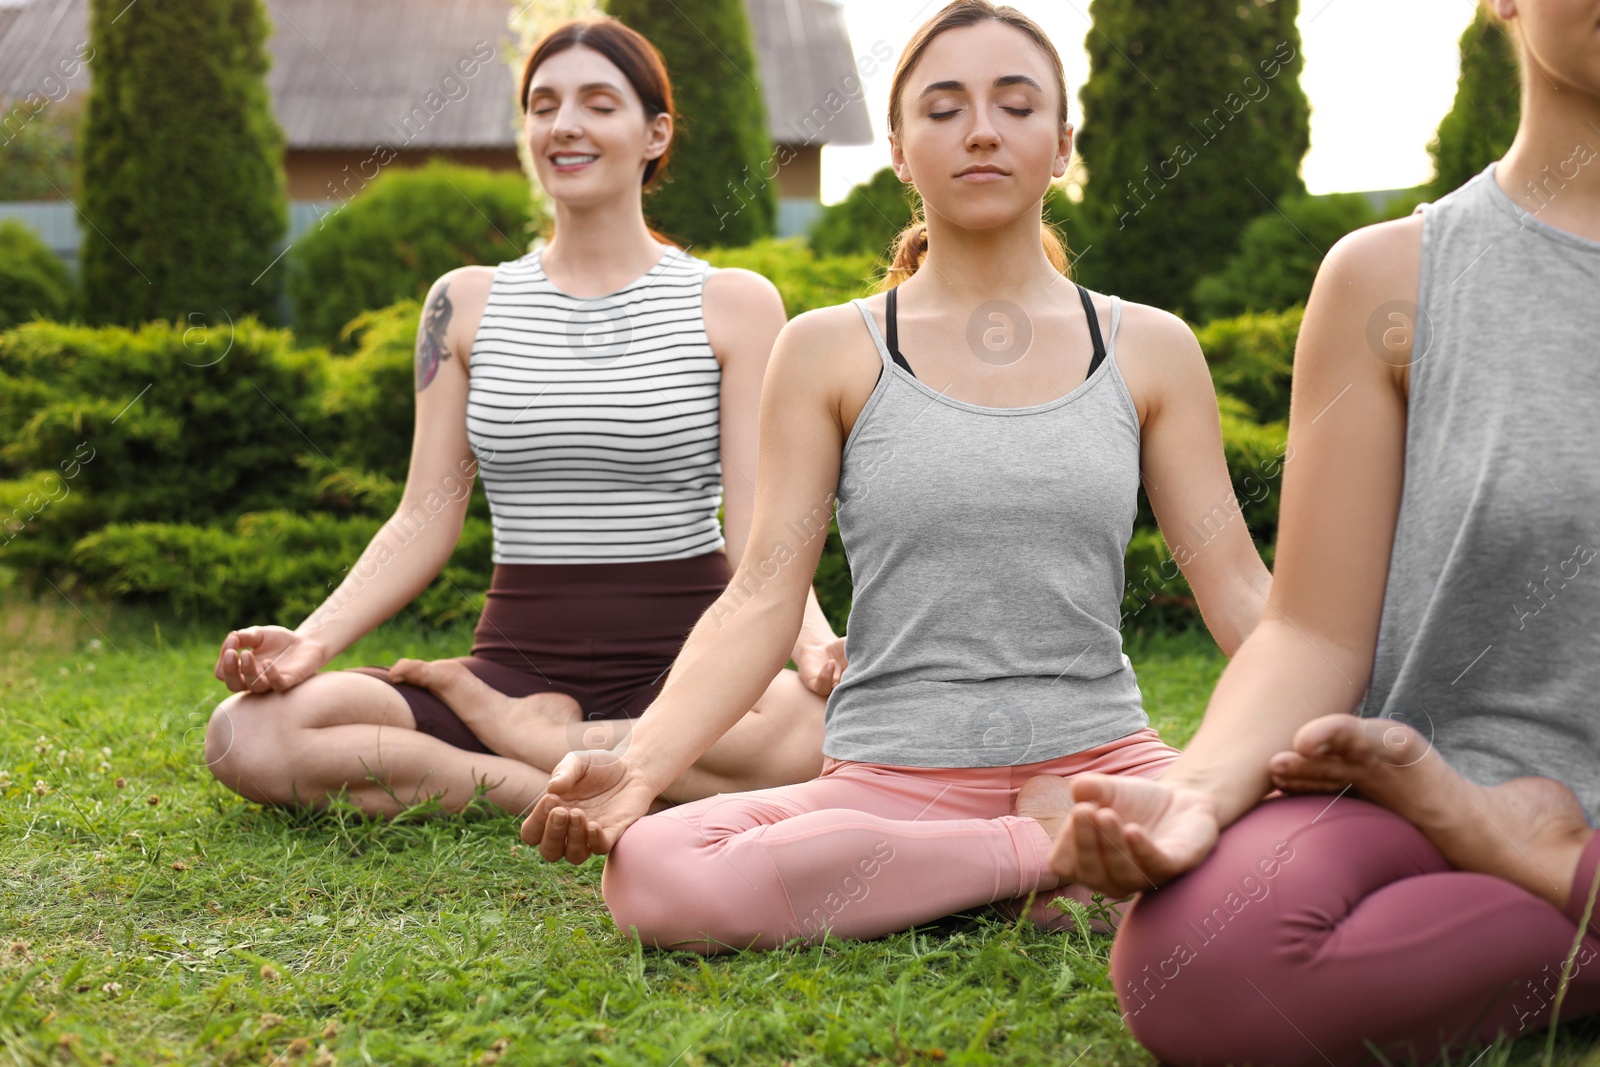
[349,551,732,755]
[1111,794,1600,1066]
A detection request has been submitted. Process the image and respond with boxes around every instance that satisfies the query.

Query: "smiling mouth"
[551,154,598,167]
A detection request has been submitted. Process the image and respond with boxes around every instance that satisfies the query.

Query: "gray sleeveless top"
[1360,163,1600,820]
[823,290,1150,768]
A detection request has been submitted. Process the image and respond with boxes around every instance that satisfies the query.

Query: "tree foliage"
[603,0,777,248]
[287,162,537,349]
[78,0,287,326]
[1428,7,1520,198]
[1190,193,1376,322]
[0,221,76,330]
[1075,0,1309,312]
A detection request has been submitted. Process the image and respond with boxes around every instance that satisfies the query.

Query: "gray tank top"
[823,289,1150,768]
[1360,163,1600,820]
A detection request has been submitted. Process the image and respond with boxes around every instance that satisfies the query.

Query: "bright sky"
[821,0,1484,203]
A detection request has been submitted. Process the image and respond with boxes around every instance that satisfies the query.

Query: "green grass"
[1,595,1596,1066]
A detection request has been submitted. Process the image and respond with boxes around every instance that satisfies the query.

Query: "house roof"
[0,0,872,150]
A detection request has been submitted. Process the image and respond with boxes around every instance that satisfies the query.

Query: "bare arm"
[216,270,490,691]
[1049,216,1422,892]
[1117,304,1274,657]
[524,305,853,859]
[705,267,843,680]
[1162,218,1417,822]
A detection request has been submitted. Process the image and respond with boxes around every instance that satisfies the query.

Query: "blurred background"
[0,0,1517,639]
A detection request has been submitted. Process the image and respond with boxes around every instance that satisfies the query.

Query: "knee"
[602,815,730,951]
[204,695,295,806]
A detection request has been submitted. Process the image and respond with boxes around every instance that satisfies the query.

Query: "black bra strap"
[885,287,917,378]
[890,285,1105,383]
[1077,284,1107,381]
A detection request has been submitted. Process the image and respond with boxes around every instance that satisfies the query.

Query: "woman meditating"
[203,17,843,817]
[520,0,1273,952]
[1042,0,1600,1062]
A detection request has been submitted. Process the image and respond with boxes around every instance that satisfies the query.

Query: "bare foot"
[1270,714,1593,911]
[388,659,587,770]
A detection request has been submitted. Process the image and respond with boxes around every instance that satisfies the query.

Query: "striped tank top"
[465,244,726,564]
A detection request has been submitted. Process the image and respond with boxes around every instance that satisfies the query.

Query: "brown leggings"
[1111,794,1600,1066]
[349,551,732,755]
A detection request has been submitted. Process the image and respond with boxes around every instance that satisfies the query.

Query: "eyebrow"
[918,74,1043,97]
[526,81,625,99]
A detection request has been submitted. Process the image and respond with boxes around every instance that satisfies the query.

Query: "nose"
[965,110,1000,152]
[552,99,584,141]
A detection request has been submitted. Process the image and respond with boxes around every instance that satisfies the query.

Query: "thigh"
[1114,795,1600,1066]
[235,668,417,731]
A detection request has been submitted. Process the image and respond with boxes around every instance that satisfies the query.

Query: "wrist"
[292,630,335,668]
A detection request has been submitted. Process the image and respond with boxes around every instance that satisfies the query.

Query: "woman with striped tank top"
[202,17,843,816]
[520,2,1273,950]
[1047,0,1600,1061]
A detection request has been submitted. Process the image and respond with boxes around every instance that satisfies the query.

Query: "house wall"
[289,147,520,200]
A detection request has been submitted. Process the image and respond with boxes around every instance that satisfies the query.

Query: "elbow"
[715,563,807,649]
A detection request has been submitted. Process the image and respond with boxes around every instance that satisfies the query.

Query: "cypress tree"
[1427,8,1520,199]
[603,0,776,248]
[1074,0,1309,312]
[79,0,287,325]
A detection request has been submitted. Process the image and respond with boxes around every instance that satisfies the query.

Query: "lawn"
[2,594,1597,1066]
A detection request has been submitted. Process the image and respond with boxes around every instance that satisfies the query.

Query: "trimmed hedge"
[0,220,76,330]
[287,162,540,349]
[5,249,1301,640]
[1190,194,1375,322]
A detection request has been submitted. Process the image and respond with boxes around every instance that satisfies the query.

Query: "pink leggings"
[1111,794,1600,1066]
[602,727,1181,953]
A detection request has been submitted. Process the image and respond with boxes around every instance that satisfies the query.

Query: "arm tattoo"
[415,283,455,391]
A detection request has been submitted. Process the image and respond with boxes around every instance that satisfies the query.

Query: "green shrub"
[809,167,918,259]
[702,238,879,318]
[319,300,423,482]
[1,297,494,625]
[79,0,287,326]
[71,510,493,627]
[1190,194,1375,322]
[0,316,327,576]
[0,220,76,330]
[288,162,538,349]
[605,0,776,248]
[1195,305,1302,424]
[1429,7,1520,199]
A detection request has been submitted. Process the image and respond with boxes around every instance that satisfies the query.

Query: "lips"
[550,153,598,171]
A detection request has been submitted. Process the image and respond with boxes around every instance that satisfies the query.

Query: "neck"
[909,206,1068,306]
[1495,72,1600,240]
[542,187,666,286]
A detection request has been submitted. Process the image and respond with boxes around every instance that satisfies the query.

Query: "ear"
[1486,0,1515,19]
[644,110,673,162]
[888,132,911,183]
[1054,123,1074,180]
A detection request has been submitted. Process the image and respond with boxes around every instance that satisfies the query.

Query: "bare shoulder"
[765,299,878,406]
[1303,213,1424,393]
[1104,296,1207,426]
[422,265,496,362]
[1322,212,1424,290]
[773,299,874,364]
[703,265,783,309]
[702,266,787,365]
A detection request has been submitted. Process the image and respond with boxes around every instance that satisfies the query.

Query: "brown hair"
[882,0,1073,290]
[519,17,679,246]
